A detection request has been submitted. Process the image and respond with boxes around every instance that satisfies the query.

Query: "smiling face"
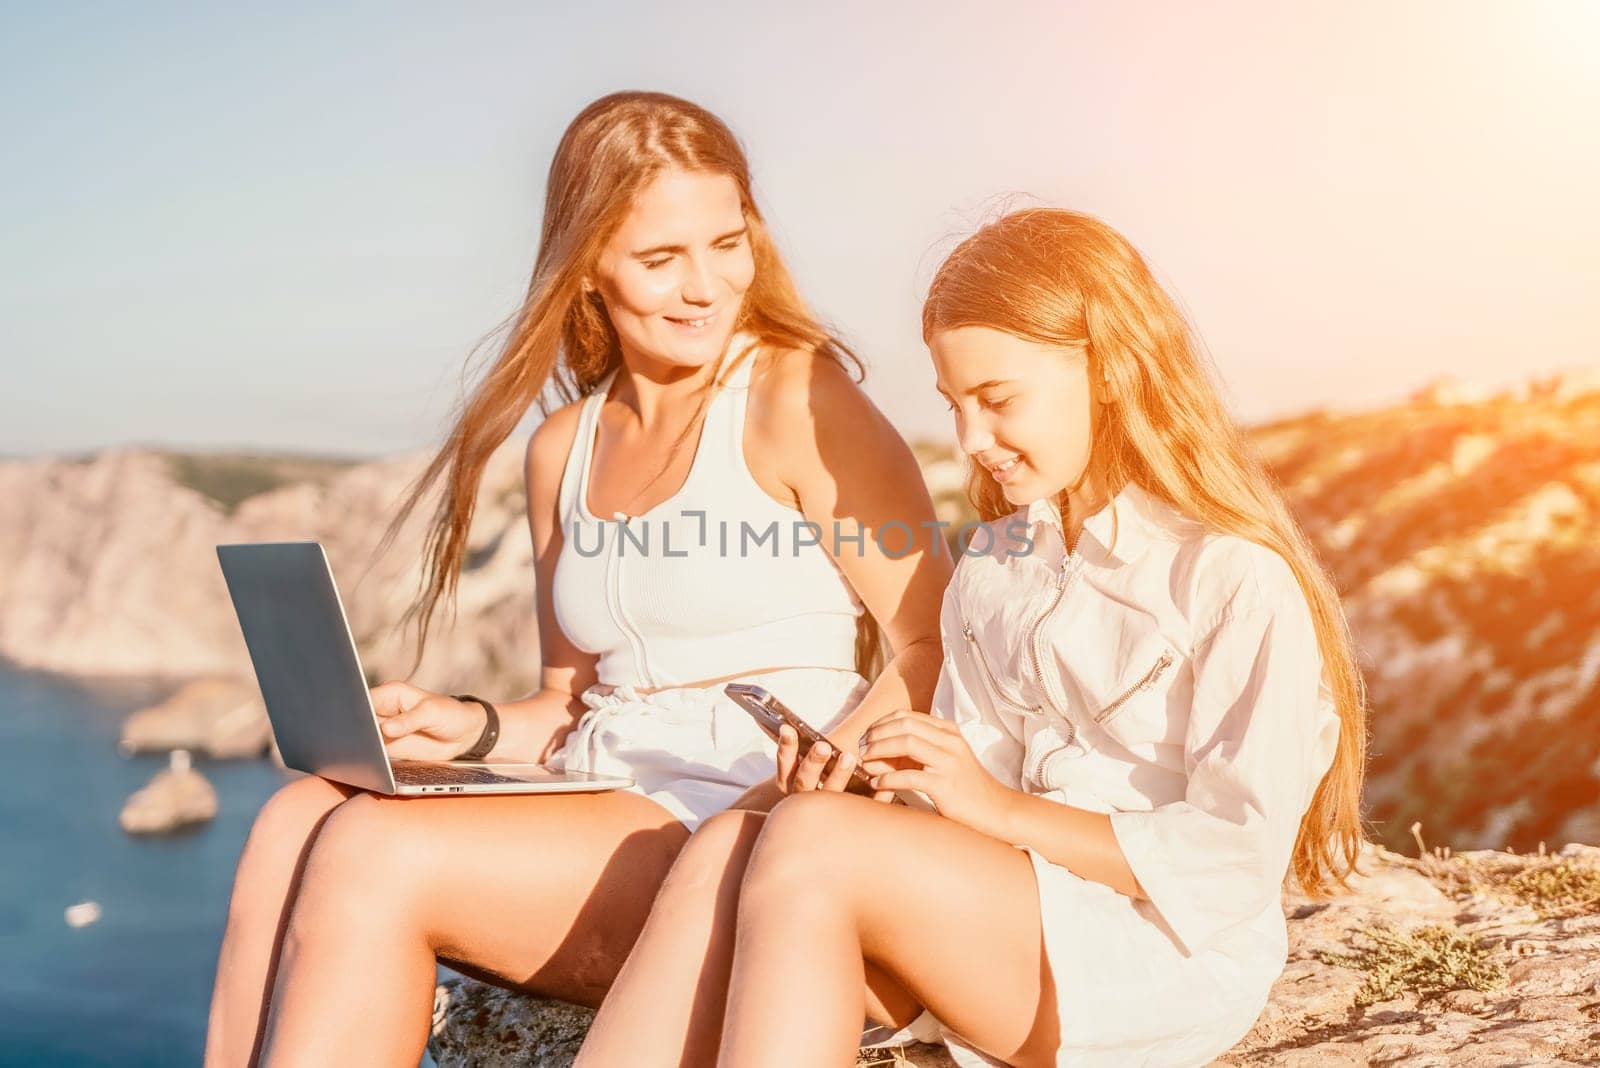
[589,168,756,372]
[930,326,1107,507]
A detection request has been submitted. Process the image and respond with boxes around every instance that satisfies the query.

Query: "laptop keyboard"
[391,762,541,786]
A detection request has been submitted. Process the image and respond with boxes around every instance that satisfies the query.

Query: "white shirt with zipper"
[931,481,1341,1067]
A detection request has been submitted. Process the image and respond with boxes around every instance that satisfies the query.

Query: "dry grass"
[1406,823,1600,917]
[1319,923,1507,1006]
[856,1047,920,1067]
[1504,858,1600,918]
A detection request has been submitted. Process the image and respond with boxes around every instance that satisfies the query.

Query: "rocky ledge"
[429,841,1600,1067]
[119,677,273,760]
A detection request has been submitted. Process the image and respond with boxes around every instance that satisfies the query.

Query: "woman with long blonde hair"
[602,207,1367,1067]
[202,91,950,1066]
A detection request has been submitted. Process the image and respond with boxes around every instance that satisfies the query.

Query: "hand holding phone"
[723,684,938,812]
[724,683,877,798]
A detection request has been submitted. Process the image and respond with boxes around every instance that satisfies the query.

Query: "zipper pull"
[1141,651,1174,691]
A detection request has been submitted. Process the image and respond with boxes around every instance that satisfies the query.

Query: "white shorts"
[937,851,1270,1068]
[551,667,872,830]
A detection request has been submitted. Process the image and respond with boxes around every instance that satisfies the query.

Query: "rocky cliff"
[0,441,540,695]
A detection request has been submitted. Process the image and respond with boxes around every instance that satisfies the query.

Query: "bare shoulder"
[745,345,888,453]
[524,398,586,506]
[743,344,926,511]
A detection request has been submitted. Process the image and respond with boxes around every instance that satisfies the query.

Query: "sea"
[0,661,440,1066]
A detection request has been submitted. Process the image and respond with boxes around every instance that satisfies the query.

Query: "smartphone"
[722,684,939,812]
[723,683,879,798]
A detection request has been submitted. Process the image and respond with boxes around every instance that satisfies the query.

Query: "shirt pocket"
[1069,627,1185,750]
[959,617,1042,718]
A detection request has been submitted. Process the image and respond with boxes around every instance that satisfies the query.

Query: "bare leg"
[205,775,356,1068]
[258,788,690,1066]
[578,809,924,1068]
[720,791,1060,1068]
[574,809,764,1068]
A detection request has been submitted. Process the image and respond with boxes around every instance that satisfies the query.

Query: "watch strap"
[451,694,500,761]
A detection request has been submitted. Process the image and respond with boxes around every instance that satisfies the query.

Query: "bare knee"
[757,790,858,852]
[243,776,351,859]
[225,778,351,918]
[740,792,862,907]
[657,809,765,900]
[299,793,423,886]
[289,793,430,933]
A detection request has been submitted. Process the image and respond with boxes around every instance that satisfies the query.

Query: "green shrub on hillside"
[165,453,357,514]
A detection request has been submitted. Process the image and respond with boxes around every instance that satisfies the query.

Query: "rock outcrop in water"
[426,842,1600,1067]
[119,750,219,834]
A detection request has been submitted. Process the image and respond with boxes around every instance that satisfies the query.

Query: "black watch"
[451,694,500,761]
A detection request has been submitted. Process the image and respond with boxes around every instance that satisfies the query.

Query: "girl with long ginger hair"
[600,208,1367,1068]
[202,91,950,1066]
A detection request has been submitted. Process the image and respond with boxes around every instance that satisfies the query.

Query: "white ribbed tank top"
[551,338,866,688]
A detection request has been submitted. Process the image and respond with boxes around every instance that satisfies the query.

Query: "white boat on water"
[65,901,102,928]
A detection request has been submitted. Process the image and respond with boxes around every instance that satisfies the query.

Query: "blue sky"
[3,1,1597,456]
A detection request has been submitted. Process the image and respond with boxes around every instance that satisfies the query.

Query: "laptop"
[216,541,632,796]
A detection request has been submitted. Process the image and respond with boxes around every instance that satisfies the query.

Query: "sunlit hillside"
[1254,376,1600,852]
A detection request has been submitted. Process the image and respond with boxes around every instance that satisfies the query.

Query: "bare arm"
[860,711,1147,900]
[994,794,1147,900]
[374,404,600,763]
[494,403,604,762]
[749,351,952,749]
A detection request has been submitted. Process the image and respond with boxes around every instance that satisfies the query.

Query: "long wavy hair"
[388,91,880,674]
[922,208,1367,895]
